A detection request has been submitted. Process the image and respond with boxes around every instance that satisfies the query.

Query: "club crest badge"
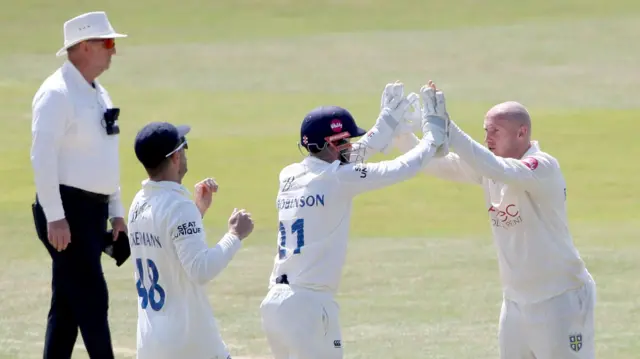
[569,333,582,352]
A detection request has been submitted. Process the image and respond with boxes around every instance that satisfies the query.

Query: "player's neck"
[515,142,532,159]
[148,173,181,184]
[69,56,101,84]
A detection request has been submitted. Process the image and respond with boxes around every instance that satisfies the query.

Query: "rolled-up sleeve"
[30,89,69,222]
[168,201,242,285]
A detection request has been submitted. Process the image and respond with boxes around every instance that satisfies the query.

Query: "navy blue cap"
[300,106,367,152]
[134,122,191,169]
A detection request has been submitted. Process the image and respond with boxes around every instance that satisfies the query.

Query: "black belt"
[275,274,289,284]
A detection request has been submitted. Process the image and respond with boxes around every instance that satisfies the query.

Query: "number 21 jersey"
[270,156,355,294]
[269,139,438,294]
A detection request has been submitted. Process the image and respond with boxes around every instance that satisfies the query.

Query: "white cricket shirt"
[269,132,439,294]
[394,123,592,304]
[127,180,241,359]
[30,60,123,222]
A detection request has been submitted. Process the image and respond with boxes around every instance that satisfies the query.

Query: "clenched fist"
[228,208,254,240]
[194,178,218,217]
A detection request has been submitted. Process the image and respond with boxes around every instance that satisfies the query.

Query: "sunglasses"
[88,38,116,50]
[165,137,188,158]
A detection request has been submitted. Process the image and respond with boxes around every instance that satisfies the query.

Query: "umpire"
[30,11,128,359]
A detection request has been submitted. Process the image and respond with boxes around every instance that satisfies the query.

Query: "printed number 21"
[278,218,305,260]
[136,258,166,311]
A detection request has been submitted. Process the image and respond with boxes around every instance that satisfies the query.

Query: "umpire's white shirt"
[30,60,123,221]
[127,180,242,359]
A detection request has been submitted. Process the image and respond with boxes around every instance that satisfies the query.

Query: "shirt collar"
[302,155,339,168]
[61,60,99,92]
[521,140,541,158]
[141,179,191,198]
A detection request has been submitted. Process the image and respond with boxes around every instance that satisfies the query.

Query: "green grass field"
[1,0,639,358]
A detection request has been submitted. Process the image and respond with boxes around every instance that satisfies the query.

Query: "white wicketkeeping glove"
[380,83,421,134]
[399,92,422,134]
[360,81,415,154]
[379,81,415,128]
[420,83,450,154]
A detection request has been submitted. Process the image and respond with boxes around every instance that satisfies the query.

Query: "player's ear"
[169,151,181,165]
[518,125,527,138]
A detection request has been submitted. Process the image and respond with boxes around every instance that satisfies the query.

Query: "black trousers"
[32,185,115,359]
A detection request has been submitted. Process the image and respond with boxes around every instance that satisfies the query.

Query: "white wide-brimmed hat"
[56,11,127,57]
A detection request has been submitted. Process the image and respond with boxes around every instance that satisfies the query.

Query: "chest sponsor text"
[488,204,523,229]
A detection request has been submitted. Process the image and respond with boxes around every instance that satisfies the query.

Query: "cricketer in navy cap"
[134,122,191,176]
[300,105,367,164]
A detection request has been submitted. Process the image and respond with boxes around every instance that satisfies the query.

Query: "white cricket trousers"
[499,279,596,359]
[259,284,343,359]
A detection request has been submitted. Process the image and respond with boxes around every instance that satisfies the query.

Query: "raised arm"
[348,82,421,163]
[448,121,557,190]
[392,131,483,185]
[338,82,449,196]
[168,201,242,285]
[338,137,440,196]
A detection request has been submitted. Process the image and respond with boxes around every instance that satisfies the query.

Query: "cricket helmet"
[299,106,367,163]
